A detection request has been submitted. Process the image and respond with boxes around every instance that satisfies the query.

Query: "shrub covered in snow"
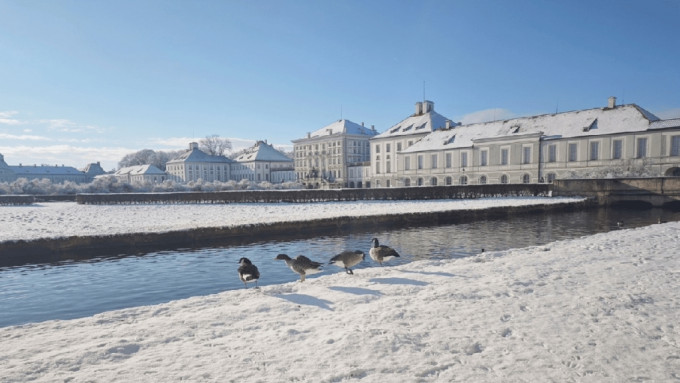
[0,177,304,195]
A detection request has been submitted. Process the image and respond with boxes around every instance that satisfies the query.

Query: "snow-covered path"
[1,220,678,382]
[0,197,582,241]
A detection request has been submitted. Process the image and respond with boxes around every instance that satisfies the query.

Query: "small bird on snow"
[275,254,323,282]
[369,238,400,266]
[329,250,365,275]
[237,257,260,288]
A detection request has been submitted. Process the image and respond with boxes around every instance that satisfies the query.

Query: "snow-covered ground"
[0,197,582,241]
[1,219,679,381]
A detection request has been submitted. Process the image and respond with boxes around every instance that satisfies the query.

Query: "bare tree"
[199,135,232,157]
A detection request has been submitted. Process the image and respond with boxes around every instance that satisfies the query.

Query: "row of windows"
[390,173,553,187]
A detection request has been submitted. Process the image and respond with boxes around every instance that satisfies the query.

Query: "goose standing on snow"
[329,250,365,275]
[369,238,400,266]
[237,257,260,288]
[275,254,323,282]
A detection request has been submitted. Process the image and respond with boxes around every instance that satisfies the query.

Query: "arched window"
[500,174,508,184]
[522,174,530,184]
[546,173,556,183]
[417,177,424,186]
[445,176,452,186]
[404,178,411,187]
[459,175,468,185]
[430,177,437,186]
[386,180,391,188]
[479,175,487,184]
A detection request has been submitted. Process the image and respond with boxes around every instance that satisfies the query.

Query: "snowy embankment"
[0,197,583,242]
[1,221,679,382]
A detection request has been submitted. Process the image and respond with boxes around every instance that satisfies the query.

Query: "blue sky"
[1,0,679,171]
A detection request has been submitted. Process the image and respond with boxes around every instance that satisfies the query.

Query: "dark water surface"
[1,207,678,327]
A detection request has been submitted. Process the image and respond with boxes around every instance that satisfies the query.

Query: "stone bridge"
[552,177,680,208]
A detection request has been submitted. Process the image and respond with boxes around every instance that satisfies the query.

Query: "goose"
[329,250,365,275]
[237,257,260,288]
[275,254,323,282]
[369,238,400,266]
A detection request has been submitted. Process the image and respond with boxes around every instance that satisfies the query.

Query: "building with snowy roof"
[113,165,168,184]
[166,142,233,182]
[0,153,91,184]
[293,119,377,188]
[231,140,295,183]
[394,97,680,187]
[370,100,456,187]
[81,162,107,179]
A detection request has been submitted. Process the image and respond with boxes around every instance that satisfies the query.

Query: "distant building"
[0,153,91,183]
[166,142,233,182]
[292,119,377,188]
[81,162,107,178]
[232,140,295,183]
[370,100,456,187]
[114,165,167,184]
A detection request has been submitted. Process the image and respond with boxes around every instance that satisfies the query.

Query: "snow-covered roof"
[650,118,680,130]
[402,104,662,153]
[10,164,85,176]
[167,146,233,164]
[115,165,166,176]
[373,101,455,139]
[234,141,292,163]
[298,119,378,141]
[81,162,106,176]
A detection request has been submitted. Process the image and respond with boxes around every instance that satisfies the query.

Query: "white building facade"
[232,140,295,183]
[166,142,233,182]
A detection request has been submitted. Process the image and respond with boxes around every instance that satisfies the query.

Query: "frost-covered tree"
[199,135,232,157]
[117,149,183,171]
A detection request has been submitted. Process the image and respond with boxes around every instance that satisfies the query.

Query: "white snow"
[1,217,679,382]
[0,197,581,241]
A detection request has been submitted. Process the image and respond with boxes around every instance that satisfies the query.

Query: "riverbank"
[1,219,678,382]
[0,197,590,266]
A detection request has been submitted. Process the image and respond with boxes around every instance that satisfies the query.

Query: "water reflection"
[1,207,678,327]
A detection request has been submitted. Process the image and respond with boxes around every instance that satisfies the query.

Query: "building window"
[613,139,623,159]
[548,144,557,163]
[446,153,452,168]
[417,155,423,169]
[417,177,423,186]
[522,174,530,183]
[445,176,452,185]
[501,148,509,165]
[459,175,468,185]
[522,146,531,164]
[404,178,411,187]
[461,152,468,168]
[386,180,390,187]
[431,154,438,169]
[375,162,380,174]
[386,161,391,173]
[375,144,380,154]
[568,143,578,162]
[479,175,487,184]
[480,150,488,166]
[672,136,680,156]
[590,141,599,160]
[430,177,437,186]
[386,143,391,153]
[397,142,402,152]
[636,137,648,158]
[500,174,508,184]
[547,173,556,183]
[404,157,411,171]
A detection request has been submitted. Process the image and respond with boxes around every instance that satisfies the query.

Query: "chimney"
[189,142,198,150]
[445,120,452,129]
[608,96,616,109]
[307,132,311,138]
[415,102,423,115]
[361,122,364,127]
[423,100,434,113]
[371,124,375,131]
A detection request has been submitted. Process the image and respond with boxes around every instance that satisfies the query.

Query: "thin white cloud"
[0,145,135,170]
[459,108,516,125]
[655,108,680,120]
[0,133,49,141]
[0,110,22,125]
[40,119,106,134]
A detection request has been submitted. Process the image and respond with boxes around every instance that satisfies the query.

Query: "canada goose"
[275,254,323,282]
[329,250,365,275]
[237,257,260,288]
[369,238,400,266]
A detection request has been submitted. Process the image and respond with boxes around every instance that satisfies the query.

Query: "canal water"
[1,206,678,327]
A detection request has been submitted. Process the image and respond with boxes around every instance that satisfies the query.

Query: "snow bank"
[1,221,678,382]
[0,197,583,242]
